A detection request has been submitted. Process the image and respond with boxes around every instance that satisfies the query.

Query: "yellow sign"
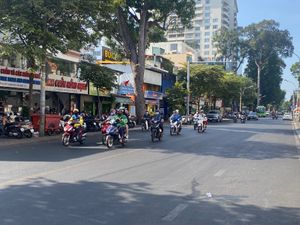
[89,82,110,96]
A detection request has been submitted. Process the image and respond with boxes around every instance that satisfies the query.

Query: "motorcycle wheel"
[158,131,162,141]
[198,125,202,133]
[141,124,144,132]
[106,135,114,149]
[151,130,156,142]
[170,127,173,136]
[24,130,33,138]
[101,135,106,145]
[194,124,197,130]
[62,134,70,146]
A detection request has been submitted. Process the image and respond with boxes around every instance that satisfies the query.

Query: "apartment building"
[166,0,238,61]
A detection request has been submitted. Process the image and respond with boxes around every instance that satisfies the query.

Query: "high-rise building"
[166,0,238,61]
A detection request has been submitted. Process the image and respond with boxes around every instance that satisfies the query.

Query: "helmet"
[73,109,79,113]
[200,110,204,113]
[175,109,179,113]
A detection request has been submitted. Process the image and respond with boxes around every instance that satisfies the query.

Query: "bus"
[256,105,266,117]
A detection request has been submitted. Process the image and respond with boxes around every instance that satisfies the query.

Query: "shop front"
[45,74,88,114]
[144,90,163,113]
[0,66,41,116]
[88,82,112,115]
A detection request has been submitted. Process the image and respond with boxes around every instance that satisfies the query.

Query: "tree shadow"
[0,179,299,225]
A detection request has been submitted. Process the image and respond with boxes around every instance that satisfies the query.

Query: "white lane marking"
[162,204,188,222]
[214,128,260,134]
[214,169,226,177]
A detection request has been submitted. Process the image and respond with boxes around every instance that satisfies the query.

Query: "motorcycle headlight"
[20,128,25,132]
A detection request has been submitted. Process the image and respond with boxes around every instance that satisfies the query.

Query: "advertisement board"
[0,66,41,90]
[46,74,88,94]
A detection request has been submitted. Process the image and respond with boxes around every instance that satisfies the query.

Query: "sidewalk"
[292,120,300,141]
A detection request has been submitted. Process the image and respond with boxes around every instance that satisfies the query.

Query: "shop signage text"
[144,90,163,100]
[0,67,40,79]
[46,75,88,94]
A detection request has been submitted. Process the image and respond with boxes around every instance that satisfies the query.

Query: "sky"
[237,0,300,100]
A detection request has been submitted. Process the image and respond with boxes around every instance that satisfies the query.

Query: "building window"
[169,34,176,38]
[205,6,210,11]
[204,38,210,42]
[195,20,202,25]
[205,0,210,4]
[213,18,218,23]
[205,19,210,24]
[185,33,193,38]
[204,51,210,55]
[170,43,178,51]
[195,33,201,38]
[205,32,210,36]
[195,27,201,31]
[205,13,210,17]
[205,25,210,30]
[204,44,210,49]
[213,25,218,29]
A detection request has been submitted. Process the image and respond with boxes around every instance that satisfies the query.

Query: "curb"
[292,121,300,141]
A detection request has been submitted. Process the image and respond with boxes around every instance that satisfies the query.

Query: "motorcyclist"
[170,109,182,131]
[152,110,163,132]
[143,111,151,130]
[120,107,129,139]
[69,109,84,139]
[114,108,128,141]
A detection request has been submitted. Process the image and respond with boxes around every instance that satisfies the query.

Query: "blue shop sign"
[118,85,135,95]
[144,90,163,100]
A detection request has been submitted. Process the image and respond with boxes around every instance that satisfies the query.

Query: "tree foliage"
[79,61,118,115]
[95,0,196,120]
[291,62,300,85]
[165,82,188,114]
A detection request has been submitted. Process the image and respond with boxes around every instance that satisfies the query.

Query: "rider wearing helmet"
[143,110,151,130]
[170,109,182,128]
[152,110,163,132]
[114,108,128,140]
[69,108,84,138]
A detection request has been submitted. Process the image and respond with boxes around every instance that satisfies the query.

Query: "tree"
[213,28,247,72]
[79,62,118,116]
[189,65,225,109]
[243,20,294,105]
[291,62,300,85]
[96,0,195,121]
[0,0,108,135]
[166,82,188,114]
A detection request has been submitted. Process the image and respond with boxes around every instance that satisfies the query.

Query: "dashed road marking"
[162,204,188,222]
[214,169,226,177]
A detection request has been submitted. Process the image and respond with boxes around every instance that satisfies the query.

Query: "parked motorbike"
[20,121,34,138]
[62,122,86,146]
[150,119,163,142]
[170,120,181,136]
[105,119,126,149]
[2,123,24,138]
[128,116,136,128]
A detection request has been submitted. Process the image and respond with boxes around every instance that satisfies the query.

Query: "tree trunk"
[96,88,102,117]
[39,58,47,137]
[27,56,35,116]
[256,62,261,106]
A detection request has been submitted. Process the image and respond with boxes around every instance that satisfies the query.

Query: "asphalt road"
[0,118,299,225]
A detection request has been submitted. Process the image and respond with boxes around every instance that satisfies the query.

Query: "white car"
[282,113,293,120]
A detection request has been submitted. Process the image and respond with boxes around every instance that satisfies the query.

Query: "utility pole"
[186,60,190,116]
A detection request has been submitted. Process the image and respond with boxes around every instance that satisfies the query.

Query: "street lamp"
[239,85,254,112]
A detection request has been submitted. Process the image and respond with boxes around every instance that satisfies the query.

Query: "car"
[206,110,222,122]
[247,111,258,120]
[282,113,293,120]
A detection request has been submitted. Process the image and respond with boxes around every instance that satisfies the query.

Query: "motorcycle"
[272,114,278,120]
[100,120,110,145]
[62,122,86,146]
[2,123,24,138]
[150,119,163,142]
[170,120,181,136]
[193,118,198,130]
[105,119,126,149]
[233,115,238,123]
[196,117,207,133]
[20,121,34,138]
[84,117,99,132]
[240,115,246,123]
[128,116,136,128]
[141,118,150,131]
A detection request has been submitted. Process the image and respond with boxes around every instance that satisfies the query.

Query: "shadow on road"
[0,179,299,225]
